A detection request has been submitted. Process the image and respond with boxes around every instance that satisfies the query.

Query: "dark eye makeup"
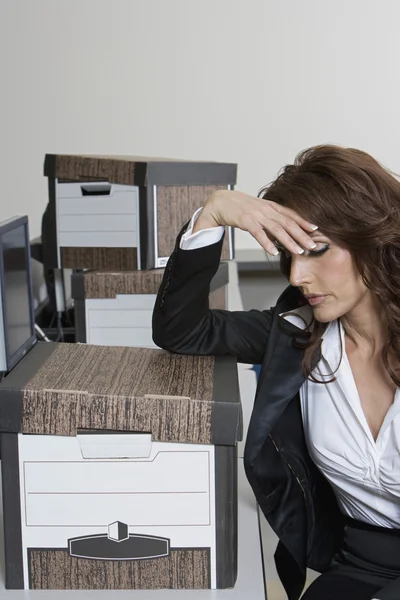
[271,243,330,259]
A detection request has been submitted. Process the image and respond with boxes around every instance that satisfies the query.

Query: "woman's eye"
[304,243,329,257]
[272,242,329,258]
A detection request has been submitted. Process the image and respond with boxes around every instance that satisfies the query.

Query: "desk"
[0,457,266,599]
[235,249,280,273]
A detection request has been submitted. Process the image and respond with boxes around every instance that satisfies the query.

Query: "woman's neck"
[341,294,387,358]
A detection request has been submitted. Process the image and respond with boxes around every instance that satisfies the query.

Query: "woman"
[152,145,400,600]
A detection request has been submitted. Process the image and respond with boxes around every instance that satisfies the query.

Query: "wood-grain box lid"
[71,262,229,299]
[0,342,242,445]
[44,155,237,187]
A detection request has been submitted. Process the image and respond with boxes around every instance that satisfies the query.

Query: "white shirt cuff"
[180,207,225,250]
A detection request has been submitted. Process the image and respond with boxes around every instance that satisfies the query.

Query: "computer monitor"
[0,216,36,374]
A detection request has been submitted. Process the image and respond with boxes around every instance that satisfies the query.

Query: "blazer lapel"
[245,311,309,465]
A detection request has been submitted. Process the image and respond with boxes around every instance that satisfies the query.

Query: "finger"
[267,201,319,232]
[261,220,306,255]
[245,221,280,256]
[276,217,318,251]
[260,210,318,250]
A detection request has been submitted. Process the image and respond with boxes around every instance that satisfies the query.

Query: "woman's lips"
[307,295,328,306]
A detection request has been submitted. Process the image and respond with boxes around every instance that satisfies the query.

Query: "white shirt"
[181,210,400,528]
[285,309,400,528]
[180,207,225,250]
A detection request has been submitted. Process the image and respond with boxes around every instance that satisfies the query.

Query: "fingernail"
[308,241,317,249]
[296,247,304,254]
[271,248,279,256]
[310,225,318,231]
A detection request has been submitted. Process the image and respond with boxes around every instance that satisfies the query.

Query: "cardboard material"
[0,343,241,591]
[43,155,237,270]
[44,154,237,186]
[71,261,229,299]
[0,343,241,444]
[71,262,229,347]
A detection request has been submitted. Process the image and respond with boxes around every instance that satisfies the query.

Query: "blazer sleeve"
[152,224,274,365]
[371,576,400,600]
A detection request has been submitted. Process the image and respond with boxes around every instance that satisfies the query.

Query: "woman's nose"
[289,256,313,288]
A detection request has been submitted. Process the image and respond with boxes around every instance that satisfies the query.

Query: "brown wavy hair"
[259,144,400,385]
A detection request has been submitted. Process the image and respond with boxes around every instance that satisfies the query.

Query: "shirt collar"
[320,319,344,369]
[281,307,344,367]
[280,305,313,330]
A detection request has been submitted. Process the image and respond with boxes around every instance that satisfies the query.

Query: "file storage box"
[0,343,242,591]
[43,154,237,271]
[71,262,229,346]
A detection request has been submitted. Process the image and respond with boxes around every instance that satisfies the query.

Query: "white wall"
[1,0,400,248]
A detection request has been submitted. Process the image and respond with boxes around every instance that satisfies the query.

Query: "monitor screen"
[3,225,33,359]
[0,217,36,373]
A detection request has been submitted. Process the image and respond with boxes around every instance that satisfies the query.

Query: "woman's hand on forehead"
[195,189,319,256]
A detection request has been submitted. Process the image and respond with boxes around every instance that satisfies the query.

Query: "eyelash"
[276,244,329,259]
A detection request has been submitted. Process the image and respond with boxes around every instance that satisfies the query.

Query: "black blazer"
[152,228,343,600]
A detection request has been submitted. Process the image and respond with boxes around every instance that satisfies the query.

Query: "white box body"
[56,181,141,260]
[83,294,157,347]
[17,433,217,589]
[44,175,235,270]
